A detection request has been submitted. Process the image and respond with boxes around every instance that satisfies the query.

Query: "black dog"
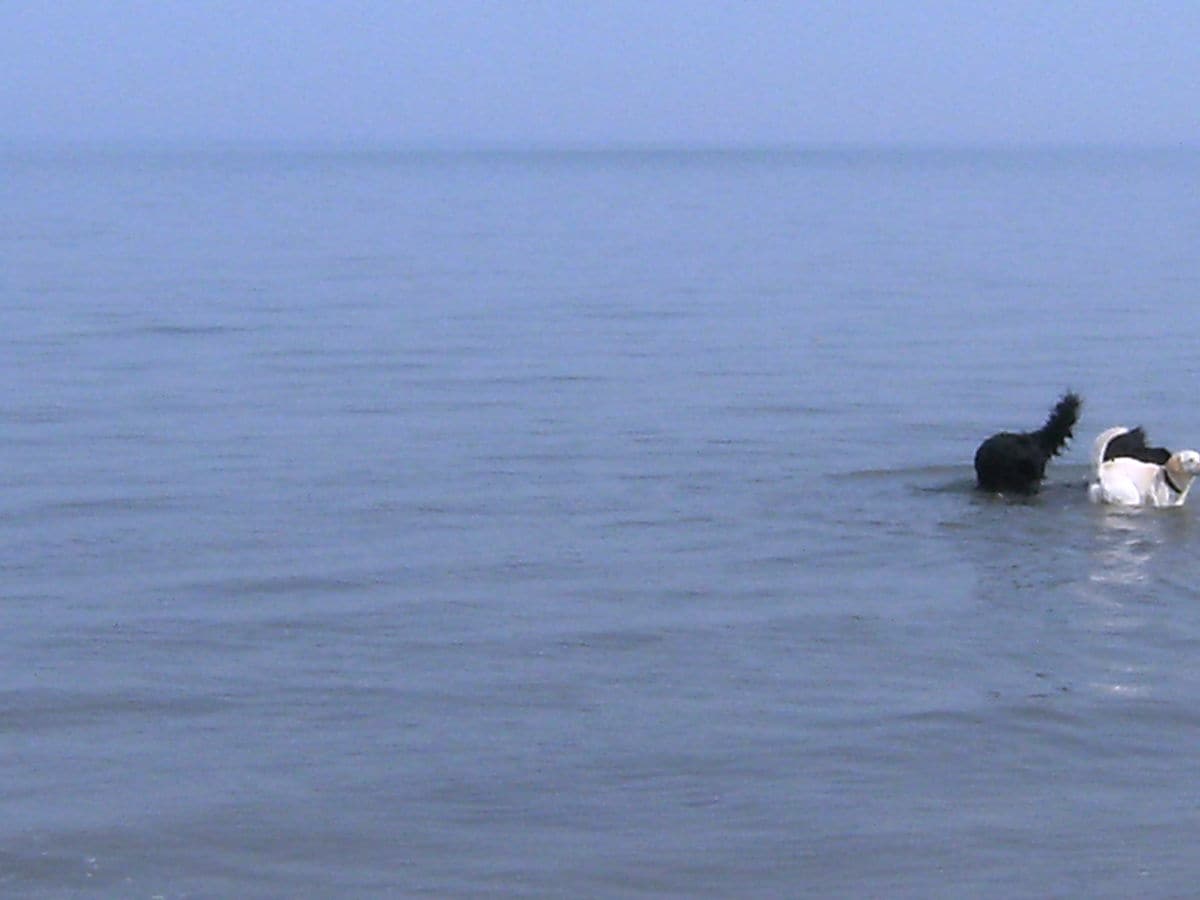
[974,392,1082,493]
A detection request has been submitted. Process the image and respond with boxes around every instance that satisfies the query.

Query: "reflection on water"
[1088,508,1158,586]
[952,481,1200,704]
[1087,503,1195,587]
[1079,505,1197,699]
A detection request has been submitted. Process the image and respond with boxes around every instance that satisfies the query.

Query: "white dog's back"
[1088,456,1169,506]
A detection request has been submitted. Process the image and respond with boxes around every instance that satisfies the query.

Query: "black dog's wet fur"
[974,392,1081,494]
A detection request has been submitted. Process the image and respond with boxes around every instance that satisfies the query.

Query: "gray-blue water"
[5,145,1200,897]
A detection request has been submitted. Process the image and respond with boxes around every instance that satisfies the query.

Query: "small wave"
[0,688,230,733]
[1,495,182,523]
[835,462,968,480]
[1,405,80,426]
[183,572,377,600]
[833,462,1096,503]
[136,323,248,337]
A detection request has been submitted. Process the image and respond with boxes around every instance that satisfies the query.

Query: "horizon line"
[4,136,1200,155]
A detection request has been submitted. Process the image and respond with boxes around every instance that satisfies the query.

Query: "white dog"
[1088,425,1200,507]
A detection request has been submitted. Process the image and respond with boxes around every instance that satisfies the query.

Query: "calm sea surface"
[5,145,1200,897]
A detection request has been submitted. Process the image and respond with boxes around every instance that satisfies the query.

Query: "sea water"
[4,144,1200,897]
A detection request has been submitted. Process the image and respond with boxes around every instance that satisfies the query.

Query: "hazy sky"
[5,2,1200,146]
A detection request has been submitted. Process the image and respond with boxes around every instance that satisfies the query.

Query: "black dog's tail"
[1035,391,1082,458]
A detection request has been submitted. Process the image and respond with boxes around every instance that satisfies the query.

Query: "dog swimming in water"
[1087,425,1200,507]
[973,392,1082,494]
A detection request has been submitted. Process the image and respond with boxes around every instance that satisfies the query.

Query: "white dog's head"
[1169,449,1200,478]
